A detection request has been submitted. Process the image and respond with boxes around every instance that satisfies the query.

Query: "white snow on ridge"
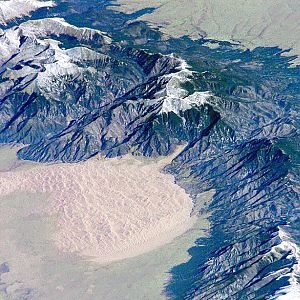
[0,16,208,116]
[0,17,112,101]
[160,91,211,115]
[0,25,21,61]
[19,18,112,44]
[159,57,212,115]
[274,227,300,300]
[0,0,55,25]
[0,17,111,68]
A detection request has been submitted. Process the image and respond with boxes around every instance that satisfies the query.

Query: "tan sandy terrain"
[0,146,213,299]
[0,146,197,264]
[110,0,300,64]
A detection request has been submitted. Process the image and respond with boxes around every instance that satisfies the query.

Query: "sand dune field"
[0,146,196,264]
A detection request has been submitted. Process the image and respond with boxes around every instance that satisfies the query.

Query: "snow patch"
[159,56,212,115]
[0,0,55,25]
[273,226,300,300]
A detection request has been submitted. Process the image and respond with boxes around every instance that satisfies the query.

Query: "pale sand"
[110,0,300,64]
[0,145,196,264]
[0,144,31,171]
[0,146,214,299]
[0,187,213,299]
